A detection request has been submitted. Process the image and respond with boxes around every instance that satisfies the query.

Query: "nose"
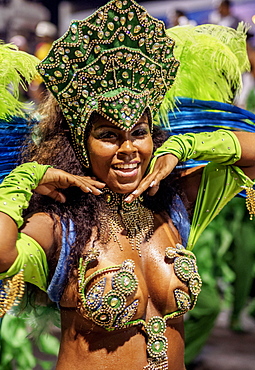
[118,138,137,156]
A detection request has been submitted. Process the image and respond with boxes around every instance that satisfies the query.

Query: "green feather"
[160,23,250,123]
[0,41,40,119]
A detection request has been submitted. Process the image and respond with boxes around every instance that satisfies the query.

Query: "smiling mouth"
[112,163,139,170]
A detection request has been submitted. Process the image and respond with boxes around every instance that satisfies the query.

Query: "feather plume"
[160,23,250,123]
[0,41,39,119]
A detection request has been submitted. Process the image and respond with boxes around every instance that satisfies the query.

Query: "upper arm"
[0,212,19,271]
[180,166,205,206]
[21,212,60,256]
[233,132,255,180]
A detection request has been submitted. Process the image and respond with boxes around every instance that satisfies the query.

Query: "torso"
[56,212,192,370]
[22,171,203,370]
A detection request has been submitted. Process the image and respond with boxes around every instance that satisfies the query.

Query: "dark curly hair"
[22,92,184,278]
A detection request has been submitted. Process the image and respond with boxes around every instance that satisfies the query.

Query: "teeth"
[114,163,138,170]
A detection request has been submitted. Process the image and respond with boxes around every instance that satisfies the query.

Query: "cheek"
[87,139,116,173]
[142,138,153,164]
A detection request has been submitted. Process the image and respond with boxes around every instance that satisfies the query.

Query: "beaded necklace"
[99,188,154,256]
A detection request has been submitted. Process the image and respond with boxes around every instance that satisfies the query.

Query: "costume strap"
[170,195,190,248]
[0,162,51,228]
[47,220,76,304]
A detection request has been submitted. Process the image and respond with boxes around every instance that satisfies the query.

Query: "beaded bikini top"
[77,243,202,369]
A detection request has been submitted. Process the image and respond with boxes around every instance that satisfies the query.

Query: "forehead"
[92,112,150,130]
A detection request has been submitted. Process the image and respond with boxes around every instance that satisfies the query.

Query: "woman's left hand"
[124,154,179,203]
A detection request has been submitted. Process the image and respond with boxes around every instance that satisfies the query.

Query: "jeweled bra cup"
[77,243,202,369]
[78,257,140,329]
[165,243,202,315]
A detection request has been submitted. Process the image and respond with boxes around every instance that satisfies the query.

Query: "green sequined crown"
[37,0,179,167]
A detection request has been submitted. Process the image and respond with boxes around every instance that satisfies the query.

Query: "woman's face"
[87,112,153,194]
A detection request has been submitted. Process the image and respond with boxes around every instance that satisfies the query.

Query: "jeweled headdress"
[37,0,179,167]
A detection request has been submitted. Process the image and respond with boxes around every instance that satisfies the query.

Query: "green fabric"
[221,198,255,322]
[184,284,221,364]
[0,232,48,292]
[149,129,254,250]
[0,162,51,228]
[2,163,252,293]
[151,130,242,165]
[188,163,254,250]
[185,197,255,364]
[1,139,254,297]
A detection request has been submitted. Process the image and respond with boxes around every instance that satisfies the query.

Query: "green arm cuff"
[152,130,241,166]
[0,162,51,228]
[0,232,48,292]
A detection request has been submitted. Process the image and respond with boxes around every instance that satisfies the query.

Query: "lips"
[112,162,139,170]
[112,162,140,177]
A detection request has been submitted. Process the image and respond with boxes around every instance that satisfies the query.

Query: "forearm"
[153,129,242,165]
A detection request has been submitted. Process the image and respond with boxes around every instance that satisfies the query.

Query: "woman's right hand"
[124,153,179,203]
[35,167,106,203]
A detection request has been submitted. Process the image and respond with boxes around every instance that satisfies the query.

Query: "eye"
[132,127,149,137]
[97,130,117,139]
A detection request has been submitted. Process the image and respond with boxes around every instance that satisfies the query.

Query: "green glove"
[0,162,51,228]
[153,129,241,165]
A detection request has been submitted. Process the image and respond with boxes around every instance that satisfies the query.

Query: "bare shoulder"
[21,212,61,255]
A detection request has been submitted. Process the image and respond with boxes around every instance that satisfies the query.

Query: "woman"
[0,1,255,369]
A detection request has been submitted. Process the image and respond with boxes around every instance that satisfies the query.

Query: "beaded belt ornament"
[0,270,25,317]
[143,244,202,369]
[144,316,169,369]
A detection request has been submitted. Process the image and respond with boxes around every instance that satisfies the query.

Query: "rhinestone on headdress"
[37,0,179,167]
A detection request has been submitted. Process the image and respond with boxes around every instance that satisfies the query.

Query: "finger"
[147,184,160,196]
[92,181,106,188]
[124,162,172,203]
[124,173,156,203]
[72,176,106,193]
[74,181,105,195]
[84,182,106,193]
[84,185,103,195]
[54,192,66,203]
[40,188,67,203]
[78,178,106,188]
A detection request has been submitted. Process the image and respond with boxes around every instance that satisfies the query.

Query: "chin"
[108,182,139,194]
